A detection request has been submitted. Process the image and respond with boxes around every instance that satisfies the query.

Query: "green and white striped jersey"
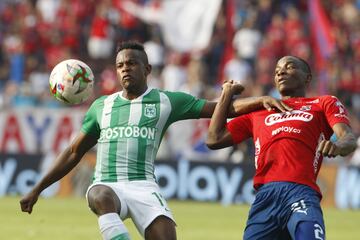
[81,88,206,183]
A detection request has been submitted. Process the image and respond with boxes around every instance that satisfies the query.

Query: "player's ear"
[305,73,312,85]
[145,64,152,76]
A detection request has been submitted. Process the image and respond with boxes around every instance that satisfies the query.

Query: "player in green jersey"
[20,41,291,240]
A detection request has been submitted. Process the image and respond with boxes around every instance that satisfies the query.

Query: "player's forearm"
[228,97,265,117]
[207,88,233,147]
[32,147,83,195]
[229,96,291,117]
[336,132,357,156]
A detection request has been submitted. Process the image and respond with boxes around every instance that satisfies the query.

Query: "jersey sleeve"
[226,113,253,144]
[321,95,350,127]
[164,91,206,122]
[81,98,102,137]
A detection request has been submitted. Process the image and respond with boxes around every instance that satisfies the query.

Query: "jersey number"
[314,223,324,240]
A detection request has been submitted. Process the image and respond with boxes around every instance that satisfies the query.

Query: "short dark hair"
[294,56,311,75]
[116,41,145,53]
[116,41,149,64]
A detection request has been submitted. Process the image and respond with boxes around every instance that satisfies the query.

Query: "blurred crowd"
[0,0,359,149]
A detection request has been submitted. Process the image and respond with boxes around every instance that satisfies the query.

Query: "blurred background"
[0,0,359,209]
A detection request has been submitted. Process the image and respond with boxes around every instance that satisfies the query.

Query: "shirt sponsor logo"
[265,110,313,126]
[271,126,301,136]
[98,126,157,142]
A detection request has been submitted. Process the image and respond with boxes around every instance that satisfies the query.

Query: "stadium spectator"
[223,55,252,90]
[0,0,358,161]
[87,1,114,59]
[232,15,262,67]
[206,56,357,239]
[161,51,187,92]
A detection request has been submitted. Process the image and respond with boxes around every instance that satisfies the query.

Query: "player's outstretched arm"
[206,81,236,149]
[317,123,357,158]
[228,96,293,117]
[20,132,98,214]
[199,84,292,118]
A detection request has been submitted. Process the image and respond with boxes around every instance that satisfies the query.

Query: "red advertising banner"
[0,108,85,154]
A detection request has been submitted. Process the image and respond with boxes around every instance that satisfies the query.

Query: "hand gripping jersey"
[81,88,206,183]
[226,96,350,195]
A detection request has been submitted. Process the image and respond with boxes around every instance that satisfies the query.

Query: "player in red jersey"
[206,56,357,240]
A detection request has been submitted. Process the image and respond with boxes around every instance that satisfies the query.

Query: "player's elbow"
[206,142,220,150]
[206,136,222,150]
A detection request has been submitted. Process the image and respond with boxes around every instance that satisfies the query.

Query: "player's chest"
[100,100,169,127]
[252,103,325,137]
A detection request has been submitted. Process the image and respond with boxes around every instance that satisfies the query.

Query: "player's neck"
[122,86,148,100]
[281,90,306,100]
[281,95,306,100]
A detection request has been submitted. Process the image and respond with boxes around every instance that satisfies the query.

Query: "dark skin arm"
[199,83,292,118]
[20,132,98,214]
[206,82,241,149]
[317,123,357,157]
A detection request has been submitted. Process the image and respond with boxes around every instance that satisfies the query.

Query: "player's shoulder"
[317,95,341,103]
[92,95,110,105]
[302,95,339,103]
[158,89,176,95]
[95,95,109,102]
[89,93,118,108]
[159,89,196,99]
[144,88,173,99]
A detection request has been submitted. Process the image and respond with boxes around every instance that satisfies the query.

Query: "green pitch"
[2,197,360,240]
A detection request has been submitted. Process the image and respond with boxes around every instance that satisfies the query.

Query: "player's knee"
[145,216,176,240]
[295,221,325,240]
[87,185,120,215]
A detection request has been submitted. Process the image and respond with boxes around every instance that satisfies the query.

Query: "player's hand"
[222,80,244,95]
[317,140,341,158]
[20,191,39,214]
[261,96,293,113]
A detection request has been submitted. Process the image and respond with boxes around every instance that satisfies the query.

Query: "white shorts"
[86,180,175,236]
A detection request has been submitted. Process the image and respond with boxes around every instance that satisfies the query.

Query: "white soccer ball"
[49,59,94,105]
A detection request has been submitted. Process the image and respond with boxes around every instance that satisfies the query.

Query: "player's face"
[274,56,310,97]
[116,49,151,93]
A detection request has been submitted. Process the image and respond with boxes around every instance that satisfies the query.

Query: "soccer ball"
[49,59,94,105]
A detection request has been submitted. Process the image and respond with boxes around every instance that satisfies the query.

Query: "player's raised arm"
[206,81,237,149]
[317,123,357,158]
[19,132,98,214]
